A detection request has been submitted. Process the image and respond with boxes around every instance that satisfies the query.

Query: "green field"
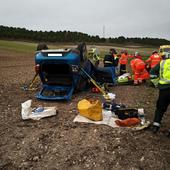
[0,40,75,54]
[0,40,37,53]
[0,40,158,59]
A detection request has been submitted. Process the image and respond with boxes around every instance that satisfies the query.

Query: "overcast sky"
[0,0,170,39]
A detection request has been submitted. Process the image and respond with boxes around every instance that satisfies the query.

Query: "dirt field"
[0,48,170,170]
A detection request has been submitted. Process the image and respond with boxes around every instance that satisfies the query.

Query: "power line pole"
[102,25,105,38]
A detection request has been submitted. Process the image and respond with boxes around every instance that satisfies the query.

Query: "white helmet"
[135,52,139,56]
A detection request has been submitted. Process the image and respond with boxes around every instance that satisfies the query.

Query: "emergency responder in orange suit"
[119,50,128,75]
[130,56,150,85]
[145,51,161,71]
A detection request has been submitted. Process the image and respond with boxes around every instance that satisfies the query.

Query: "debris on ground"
[73,109,119,128]
[1,49,170,170]
[21,100,57,120]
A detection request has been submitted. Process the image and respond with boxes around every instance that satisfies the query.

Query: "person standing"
[103,53,114,67]
[150,52,170,137]
[103,53,115,83]
[119,50,128,75]
[146,51,161,71]
[110,48,119,75]
[130,55,150,85]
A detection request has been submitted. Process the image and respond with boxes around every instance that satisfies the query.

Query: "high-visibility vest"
[146,54,161,68]
[159,59,170,84]
[119,54,128,65]
[130,59,135,71]
[93,54,100,61]
[131,58,145,70]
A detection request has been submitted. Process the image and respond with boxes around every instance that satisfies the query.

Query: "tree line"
[0,25,170,46]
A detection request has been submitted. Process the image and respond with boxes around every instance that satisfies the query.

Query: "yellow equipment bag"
[77,99,103,121]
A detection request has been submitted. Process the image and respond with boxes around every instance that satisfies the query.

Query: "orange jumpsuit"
[119,53,128,65]
[119,53,128,75]
[130,58,150,84]
[146,54,161,68]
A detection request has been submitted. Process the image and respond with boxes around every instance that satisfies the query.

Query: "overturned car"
[35,43,116,100]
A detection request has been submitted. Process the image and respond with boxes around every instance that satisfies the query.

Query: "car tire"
[36,43,48,51]
[77,42,87,61]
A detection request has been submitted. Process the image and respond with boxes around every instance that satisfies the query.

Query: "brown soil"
[0,50,170,170]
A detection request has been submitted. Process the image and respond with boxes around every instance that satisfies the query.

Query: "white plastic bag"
[107,93,116,100]
[21,100,57,120]
[21,100,32,120]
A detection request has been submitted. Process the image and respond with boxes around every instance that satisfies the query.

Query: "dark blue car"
[35,43,115,101]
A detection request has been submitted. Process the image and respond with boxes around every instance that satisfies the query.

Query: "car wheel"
[36,43,48,51]
[77,42,87,61]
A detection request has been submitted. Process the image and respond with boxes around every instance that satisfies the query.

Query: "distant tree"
[117,36,126,43]
[0,25,170,46]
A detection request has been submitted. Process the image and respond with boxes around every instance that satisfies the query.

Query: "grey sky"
[0,0,170,39]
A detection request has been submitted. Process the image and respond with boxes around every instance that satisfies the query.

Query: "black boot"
[150,125,160,134]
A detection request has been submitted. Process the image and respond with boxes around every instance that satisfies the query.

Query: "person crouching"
[130,54,150,85]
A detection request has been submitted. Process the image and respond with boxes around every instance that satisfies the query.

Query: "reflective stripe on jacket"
[103,54,114,67]
[159,59,170,84]
[104,61,113,64]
